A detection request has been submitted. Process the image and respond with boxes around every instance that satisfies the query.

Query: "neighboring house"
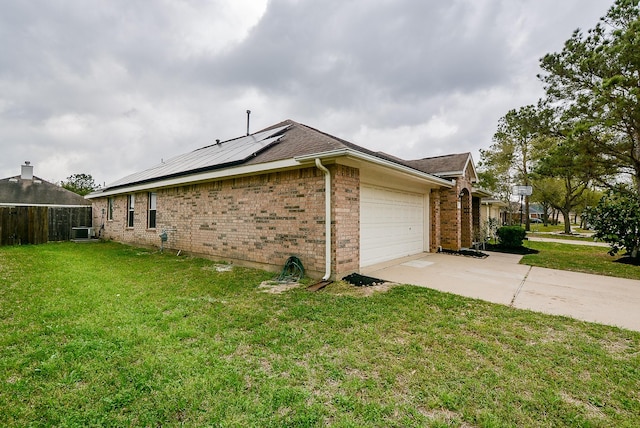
[0,162,92,244]
[474,188,508,227]
[528,203,545,221]
[87,120,483,279]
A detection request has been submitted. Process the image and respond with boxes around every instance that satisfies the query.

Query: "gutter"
[315,158,332,281]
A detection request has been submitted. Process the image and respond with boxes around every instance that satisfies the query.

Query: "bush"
[497,226,526,248]
[585,187,640,259]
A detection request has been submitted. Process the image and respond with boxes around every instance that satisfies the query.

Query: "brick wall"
[92,166,359,278]
[331,164,360,277]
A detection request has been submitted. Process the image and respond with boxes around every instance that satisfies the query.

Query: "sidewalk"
[361,251,640,332]
[527,236,610,247]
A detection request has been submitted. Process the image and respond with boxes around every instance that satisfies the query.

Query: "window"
[127,194,135,228]
[107,197,114,221]
[148,192,157,229]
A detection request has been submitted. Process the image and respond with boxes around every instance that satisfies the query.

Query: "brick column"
[331,165,360,278]
[440,186,461,250]
[430,189,441,252]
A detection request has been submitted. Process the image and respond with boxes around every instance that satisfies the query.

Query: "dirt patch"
[323,280,396,297]
[600,336,639,360]
[258,280,300,294]
[201,264,233,272]
[419,408,476,427]
[560,392,606,419]
[360,282,395,296]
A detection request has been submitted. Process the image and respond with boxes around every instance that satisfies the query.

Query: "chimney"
[21,161,33,180]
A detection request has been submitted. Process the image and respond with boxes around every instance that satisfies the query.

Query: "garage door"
[360,185,425,267]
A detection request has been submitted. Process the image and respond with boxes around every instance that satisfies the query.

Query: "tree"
[479,105,552,229]
[530,177,563,226]
[539,0,640,193]
[585,186,640,260]
[534,128,613,233]
[61,173,97,196]
[573,187,604,229]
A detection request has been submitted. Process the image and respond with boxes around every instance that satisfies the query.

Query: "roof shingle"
[98,119,473,192]
[0,176,91,206]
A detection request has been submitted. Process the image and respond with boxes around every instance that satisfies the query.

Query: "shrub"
[497,226,526,248]
[585,187,640,259]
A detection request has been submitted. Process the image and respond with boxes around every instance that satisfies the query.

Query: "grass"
[521,240,640,280]
[1,242,640,427]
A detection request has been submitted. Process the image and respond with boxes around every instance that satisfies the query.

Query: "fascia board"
[481,199,508,207]
[435,171,464,177]
[295,149,454,188]
[86,158,300,199]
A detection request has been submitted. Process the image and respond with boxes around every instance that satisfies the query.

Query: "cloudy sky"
[0,0,611,186]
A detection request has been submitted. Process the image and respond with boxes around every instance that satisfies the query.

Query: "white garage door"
[360,185,425,267]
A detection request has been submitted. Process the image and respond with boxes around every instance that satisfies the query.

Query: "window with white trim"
[148,192,157,229]
[107,197,114,221]
[127,194,135,228]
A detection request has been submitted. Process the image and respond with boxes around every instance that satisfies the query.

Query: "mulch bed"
[438,248,489,258]
[614,256,640,266]
[483,243,539,255]
[342,273,387,287]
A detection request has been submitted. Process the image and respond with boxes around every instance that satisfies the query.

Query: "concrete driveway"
[361,251,640,332]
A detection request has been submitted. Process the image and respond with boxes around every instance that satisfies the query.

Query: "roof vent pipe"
[21,161,33,180]
[315,158,331,280]
[246,110,251,136]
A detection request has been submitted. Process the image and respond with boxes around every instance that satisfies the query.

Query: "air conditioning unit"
[71,227,94,239]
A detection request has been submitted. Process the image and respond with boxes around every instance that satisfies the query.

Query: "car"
[529,218,543,224]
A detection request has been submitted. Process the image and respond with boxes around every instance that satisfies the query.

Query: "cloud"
[0,0,609,185]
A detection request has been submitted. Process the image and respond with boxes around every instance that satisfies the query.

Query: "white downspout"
[315,158,331,280]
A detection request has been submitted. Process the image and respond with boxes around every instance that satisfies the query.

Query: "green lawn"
[1,242,639,427]
[522,240,640,280]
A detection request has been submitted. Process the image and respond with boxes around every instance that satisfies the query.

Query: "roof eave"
[0,202,91,208]
[87,148,455,200]
[481,198,508,207]
[86,158,301,199]
[295,149,454,188]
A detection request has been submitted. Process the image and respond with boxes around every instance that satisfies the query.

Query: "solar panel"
[106,125,290,188]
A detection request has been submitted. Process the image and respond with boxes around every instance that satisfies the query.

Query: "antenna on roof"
[246,110,251,136]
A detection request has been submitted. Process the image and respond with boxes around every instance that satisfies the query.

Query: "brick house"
[87,120,480,279]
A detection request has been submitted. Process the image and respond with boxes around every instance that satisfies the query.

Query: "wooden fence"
[0,206,92,246]
[48,207,93,241]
